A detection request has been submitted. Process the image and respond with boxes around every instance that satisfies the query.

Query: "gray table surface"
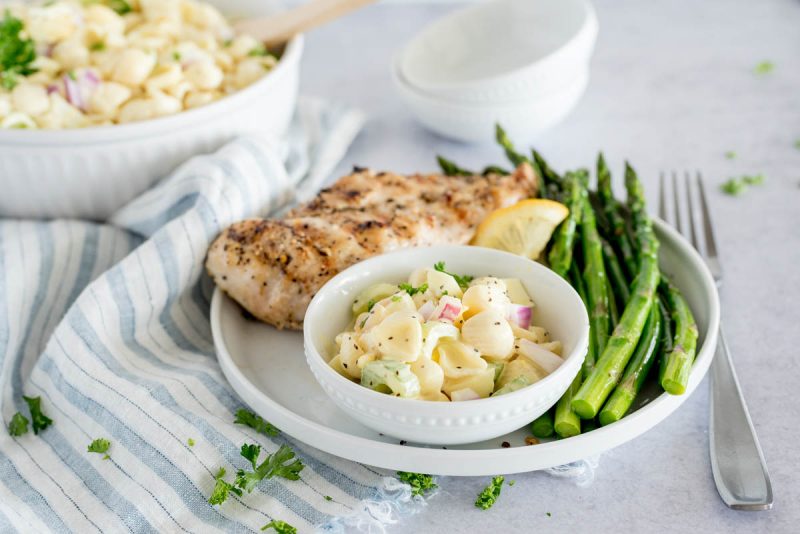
[299,0,800,531]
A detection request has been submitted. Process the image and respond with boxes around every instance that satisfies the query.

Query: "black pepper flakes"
[501,441,511,448]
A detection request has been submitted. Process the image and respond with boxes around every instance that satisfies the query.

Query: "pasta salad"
[328,262,566,401]
[0,0,278,129]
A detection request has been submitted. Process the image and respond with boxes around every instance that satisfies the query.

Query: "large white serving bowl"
[211,218,720,475]
[302,245,590,445]
[392,57,589,143]
[0,0,302,220]
[399,0,597,104]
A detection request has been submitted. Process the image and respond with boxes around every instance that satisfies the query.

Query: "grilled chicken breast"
[206,163,538,329]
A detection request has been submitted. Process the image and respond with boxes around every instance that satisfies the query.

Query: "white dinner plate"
[211,219,720,476]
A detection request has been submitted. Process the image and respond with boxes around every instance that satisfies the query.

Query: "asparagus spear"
[598,303,663,425]
[481,165,510,176]
[494,124,547,198]
[532,149,563,190]
[436,155,473,176]
[547,173,583,278]
[554,374,582,438]
[596,154,637,276]
[580,192,610,371]
[553,261,588,438]
[571,163,660,419]
[495,124,529,167]
[659,279,699,395]
[602,238,631,305]
[607,279,619,330]
[531,410,555,438]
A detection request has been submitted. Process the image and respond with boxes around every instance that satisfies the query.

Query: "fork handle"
[709,325,773,510]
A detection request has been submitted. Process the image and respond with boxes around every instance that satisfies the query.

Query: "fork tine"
[659,172,668,220]
[685,171,700,250]
[672,171,683,234]
[696,172,719,259]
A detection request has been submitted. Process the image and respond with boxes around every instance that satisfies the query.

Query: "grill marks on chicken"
[206,164,538,329]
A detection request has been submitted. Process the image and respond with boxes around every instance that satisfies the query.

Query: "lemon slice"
[471,199,568,259]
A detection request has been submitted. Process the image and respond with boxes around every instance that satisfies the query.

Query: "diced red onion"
[450,388,480,401]
[46,83,60,95]
[432,295,463,323]
[517,339,564,374]
[506,304,532,329]
[62,74,83,110]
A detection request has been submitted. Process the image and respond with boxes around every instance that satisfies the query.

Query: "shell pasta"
[0,0,279,129]
[329,263,565,401]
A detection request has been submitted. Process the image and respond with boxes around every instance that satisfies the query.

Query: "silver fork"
[659,171,773,510]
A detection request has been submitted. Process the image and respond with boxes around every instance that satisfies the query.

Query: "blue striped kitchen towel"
[0,98,424,533]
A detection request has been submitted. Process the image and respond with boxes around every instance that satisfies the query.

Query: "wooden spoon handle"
[234,0,376,47]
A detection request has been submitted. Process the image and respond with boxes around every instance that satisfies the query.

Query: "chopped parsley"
[721,174,766,196]
[172,51,181,61]
[234,408,280,437]
[475,476,504,510]
[23,396,52,434]
[508,480,515,486]
[433,261,473,289]
[396,471,437,497]
[721,178,746,196]
[390,295,402,302]
[248,44,271,57]
[187,438,195,447]
[67,70,77,80]
[261,520,297,533]
[208,467,242,506]
[0,11,37,90]
[366,298,377,311]
[742,173,765,185]
[87,438,111,459]
[105,0,132,15]
[794,139,800,150]
[546,512,552,517]
[753,60,774,75]
[8,412,29,436]
[324,495,333,501]
[89,41,106,52]
[398,283,428,296]
[235,443,304,493]
[724,151,736,160]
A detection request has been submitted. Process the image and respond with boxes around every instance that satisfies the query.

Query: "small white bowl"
[303,245,589,445]
[392,57,589,143]
[0,0,302,220]
[399,0,597,104]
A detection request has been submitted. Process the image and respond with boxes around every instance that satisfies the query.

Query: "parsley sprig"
[236,443,304,492]
[88,438,111,460]
[0,11,37,90]
[475,476,505,510]
[209,443,305,506]
[209,467,242,505]
[234,408,280,437]
[7,412,28,436]
[261,520,297,533]
[24,396,53,434]
[433,261,473,289]
[398,282,428,296]
[397,471,437,497]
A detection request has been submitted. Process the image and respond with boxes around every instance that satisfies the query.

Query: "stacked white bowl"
[392,0,598,143]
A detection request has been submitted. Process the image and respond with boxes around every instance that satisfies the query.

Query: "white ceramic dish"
[392,58,589,143]
[302,246,589,445]
[0,0,302,220]
[212,219,720,475]
[399,0,597,103]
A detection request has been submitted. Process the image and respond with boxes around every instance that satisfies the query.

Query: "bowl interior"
[0,0,300,143]
[304,245,589,402]
[402,0,592,87]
